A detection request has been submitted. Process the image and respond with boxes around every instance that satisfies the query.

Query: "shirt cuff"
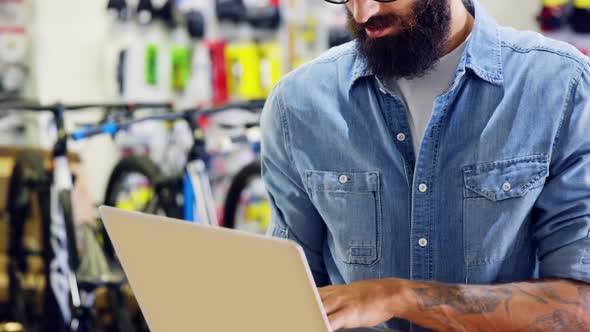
[539,237,590,284]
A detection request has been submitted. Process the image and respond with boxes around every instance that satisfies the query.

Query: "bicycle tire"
[222,160,262,229]
[103,156,162,259]
[7,152,47,270]
[108,155,184,217]
[104,155,173,213]
[6,260,27,326]
[5,151,47,328]
[104,156,161,205]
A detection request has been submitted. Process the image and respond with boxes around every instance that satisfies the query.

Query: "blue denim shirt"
[261,1,590,331]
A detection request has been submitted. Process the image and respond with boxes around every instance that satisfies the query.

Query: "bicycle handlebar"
[0,99,265,141]
[196,99,266,116]
[0,102,173,112]
[70,99,266,141]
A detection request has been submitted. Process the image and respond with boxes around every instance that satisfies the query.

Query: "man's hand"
[319,279,410,331]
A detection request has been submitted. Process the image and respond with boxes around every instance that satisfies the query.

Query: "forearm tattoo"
[526,310,586,332]
[413,285,511,314]
[409,280,590,332]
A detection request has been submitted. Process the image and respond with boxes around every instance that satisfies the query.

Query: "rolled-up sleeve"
[534,63,590,284]
[260,82,330,287]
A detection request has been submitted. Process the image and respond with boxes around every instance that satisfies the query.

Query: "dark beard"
[346,0,452,80]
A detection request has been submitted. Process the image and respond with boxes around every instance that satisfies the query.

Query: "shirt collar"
[348,0,504,92]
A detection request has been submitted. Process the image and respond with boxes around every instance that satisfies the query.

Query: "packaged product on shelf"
[571,0,590,33]
[0,0,28,98]
[208,40,229,105]
[537,0,570,31]
[225,41,265,100]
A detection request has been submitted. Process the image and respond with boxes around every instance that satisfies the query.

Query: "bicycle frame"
[183,112,218,226]
[53,103,171,331]
[183,160,217,225]
[45,104,80,331]
[2,101,171,331]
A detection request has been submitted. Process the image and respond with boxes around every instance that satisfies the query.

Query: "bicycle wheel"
[103,155,182,257]
[104,156,165,214]
[5,151,48,329]
[104,156,160,260]
[222,161,271,235]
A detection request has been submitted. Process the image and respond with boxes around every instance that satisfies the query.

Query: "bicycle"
[101,100,261,216]
[100,100,272,237]
[2,101,170,332]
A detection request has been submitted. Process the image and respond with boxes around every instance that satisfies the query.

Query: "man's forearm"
[392,279,590,332]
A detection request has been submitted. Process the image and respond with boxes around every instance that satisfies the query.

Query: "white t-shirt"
[384,37,469,156]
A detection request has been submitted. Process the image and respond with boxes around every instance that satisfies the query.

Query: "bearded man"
[261,0,590,331]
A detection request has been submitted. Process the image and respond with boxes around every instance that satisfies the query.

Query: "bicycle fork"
[183,159,218,226]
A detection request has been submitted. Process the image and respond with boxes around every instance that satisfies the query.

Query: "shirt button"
[396,133,406,142]
[339,175,349,184]
[418,238,428,247]
[502,182,512,192]
[418,183,428,193]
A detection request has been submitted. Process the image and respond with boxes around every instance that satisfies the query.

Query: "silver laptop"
[99,206,396,332]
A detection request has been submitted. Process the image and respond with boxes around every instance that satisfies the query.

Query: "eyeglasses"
[324,0,397,4]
